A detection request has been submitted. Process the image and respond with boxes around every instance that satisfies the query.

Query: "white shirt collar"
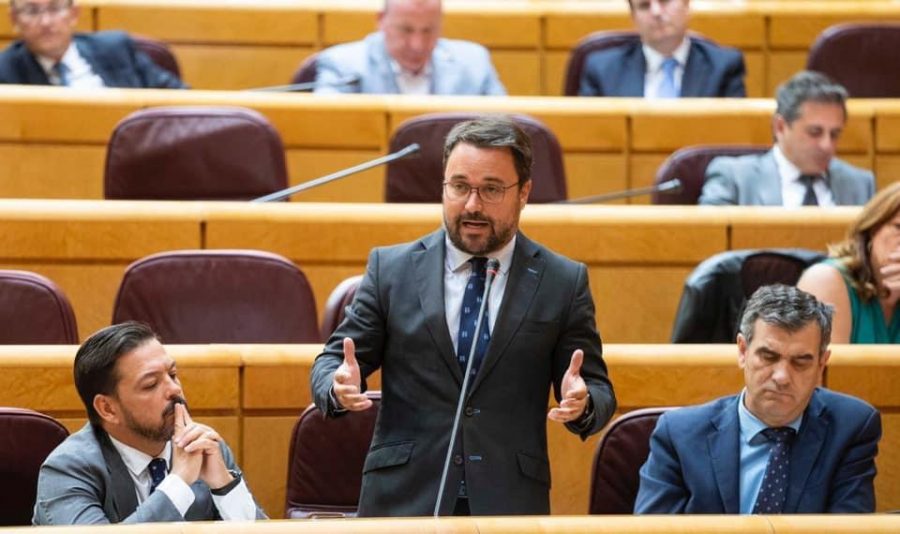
[772,144,830,186]
[642,37,691,74]
[108,434,171,479]
[737,388,803,445]
[444,233,516,276]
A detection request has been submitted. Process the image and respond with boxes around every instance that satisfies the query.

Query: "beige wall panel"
[631,108,773,152]
[0,99,131,143]
[0,145,104,199]
[172,45,314,90]
[876,413,900,512]
[628,154,668,204]
[543,51,569,97]
[591,266,695,343]
[547,422,600,514]
[689,12,766,49]
[0,6,12,37]
[284,149,385,203]
[729,210,854,251]
[828,355,900,408]
[767,51,807,97]
[262,103,386,150]
[179,368,240,410]
[876,109,900,152]
[563,153,627,202]
[321,11,377,46]
[242,416,295,519]
[300,265,368,329]
[874,156,900,192]
[96,6,317,45]
[608,356,743,408]
[768,12,896,49]
[0,367,80,411]
[244,365,313,410]
[492,51,540,97]
[744,51,765,99]
[543,12,634,50]
[443,11,540,48]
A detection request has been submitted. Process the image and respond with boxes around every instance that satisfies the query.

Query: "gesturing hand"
[170,402,202,485]
[332,337,373,411]
[880,250,900,309]
[175,404,232,490]
[547,349,589,424]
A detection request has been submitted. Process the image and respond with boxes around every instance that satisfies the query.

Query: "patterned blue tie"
[54,62,69,86]
[148,458,167,494]
[657,57,678,99]
[752,427,796,514]
[456,257,491,378]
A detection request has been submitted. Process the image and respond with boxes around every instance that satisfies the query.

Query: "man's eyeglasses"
[13,1,72,21]
[443,181,518,204]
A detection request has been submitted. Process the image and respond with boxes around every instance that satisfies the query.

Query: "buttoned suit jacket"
[310,229,616,516]
[313,32,506,95]
[33,424,265,524]
[0,31,185,88]
[699,149,875,206]
[634,388,881,514]
[577,37,745,97]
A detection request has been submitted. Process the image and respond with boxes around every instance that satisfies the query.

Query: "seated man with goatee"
[33,322,265,524]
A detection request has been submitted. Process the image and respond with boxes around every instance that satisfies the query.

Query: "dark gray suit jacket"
[578,37,745,97]
[0,31,185,88]
[311,229,616,516]
[699,148,875,206]
[33,424,265,524]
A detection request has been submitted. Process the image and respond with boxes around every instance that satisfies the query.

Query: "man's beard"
[445,211,515,256]
[123,397,187,442]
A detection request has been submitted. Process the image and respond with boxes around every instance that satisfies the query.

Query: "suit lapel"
[369,33,401,94]
[785,391,828,512]
[708,397,741,513]
[827,160,850,205]
[95,428,139,521]
[619,45,646,97]
[758,150,784,205]
[680,40,710,97]
[468,233,543,396]
[412,229,462,384]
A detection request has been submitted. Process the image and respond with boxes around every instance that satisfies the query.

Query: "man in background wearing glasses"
[0,0,185,88]
[310,117,617,516]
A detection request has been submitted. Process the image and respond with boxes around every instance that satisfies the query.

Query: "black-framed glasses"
[442,181,518,204]
[13,0,72,21]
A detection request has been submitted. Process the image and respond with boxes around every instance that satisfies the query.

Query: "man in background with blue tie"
[635,284,881,514]
[578,0,745,98]
[33,322,265,524]
[310,117,616,516]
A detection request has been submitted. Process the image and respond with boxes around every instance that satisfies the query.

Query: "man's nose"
[464,188,484,210]
[650,1,664,16]
[771,361,791,385]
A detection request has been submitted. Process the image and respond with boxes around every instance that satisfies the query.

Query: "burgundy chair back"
[285,391,381,518]
[320,274,363,341]
[589,407,673,514]
[0,270,78,344]
[105,106,288,200]
[112,250,319,343]
[131,34,181,79]
[807,23,900,97]
[652,145,769,204]
[563,31,640,96]
[291,53,318,84]
[0,408,69,526]
[386,113,566,203]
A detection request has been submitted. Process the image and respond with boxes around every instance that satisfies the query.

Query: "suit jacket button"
[464,406,474,417]
[453,454,464,466]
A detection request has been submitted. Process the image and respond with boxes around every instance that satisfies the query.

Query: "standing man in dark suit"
[33,322,265,524]
[635,284,881,514]
[578,0,745,98]
[0,0,185,88]
[310,117,617,517]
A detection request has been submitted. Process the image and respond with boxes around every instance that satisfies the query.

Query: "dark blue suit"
[635,388,881,513]
[578,37,745,97]
[0,31,185,89]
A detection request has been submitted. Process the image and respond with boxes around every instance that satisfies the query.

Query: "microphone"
[251,143,420,202]
[559,178,683,204]
[433,258,500,517]
[244,74,361,93]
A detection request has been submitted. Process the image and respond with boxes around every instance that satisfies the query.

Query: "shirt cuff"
[157,474,196,517]
[329,386,348,414]
[211,478,257,521]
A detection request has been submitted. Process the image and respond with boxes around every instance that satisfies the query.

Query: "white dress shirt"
[772,145,836,207]
[36,42,105,89]
[390,59,433,95]
[643,38,691,99]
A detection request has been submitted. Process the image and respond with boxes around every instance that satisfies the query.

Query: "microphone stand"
[244,75,360,93]
[559,178,683,204]
[433,259,500,517]
[251,143,420,203]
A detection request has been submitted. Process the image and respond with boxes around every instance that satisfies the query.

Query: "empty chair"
[320,274,363,341]
[112,250,319,343]
[104,106,288,200]
[563,31,640,96]
[285,391,380,518]
[0,270,78,344]
[0,408,69,526]
[652,145,769,205]
[589,407,672,514]
[131,34,182,79]
[671,249,826,343]
[386,113,566,203]
[807,23,900,98]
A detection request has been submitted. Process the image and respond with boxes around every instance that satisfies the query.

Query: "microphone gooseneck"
[559,178,683,204]
[433,258,500,517]
[243,74,361,93]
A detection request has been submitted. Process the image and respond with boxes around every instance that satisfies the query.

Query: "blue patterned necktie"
[456,257,491,378]
[752,427,796,514]
[799,175,820,206]
[148,458,167,494]
[657,57,678,99]
[54,62,69,86]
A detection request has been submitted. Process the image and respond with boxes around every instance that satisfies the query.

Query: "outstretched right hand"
[332,337,373,411]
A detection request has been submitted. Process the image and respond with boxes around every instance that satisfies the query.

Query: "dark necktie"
[456,257,491,378]
[148,458,167,494]
[799,174,819,206]
[54,62,69,86]
[752,427,796,514]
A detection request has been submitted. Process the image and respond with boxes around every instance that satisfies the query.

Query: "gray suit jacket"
[310,230,616,516]
[699,148,875,206]
[33,424,265,524]
[314,32,506,95]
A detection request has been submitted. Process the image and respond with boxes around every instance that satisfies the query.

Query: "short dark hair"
[74,321,158,426]
[739,284,833,355]
[775,70,848,124]
[442,116,533,185]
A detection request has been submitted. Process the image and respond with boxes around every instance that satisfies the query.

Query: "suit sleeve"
[478,48,507,96]
[313,50,359,94]
[578,55,604,97]
[311,248,384,416]
[127,39,187,89]
[552,262,616,438]
[698,157,740,205]
[827,408,881,512]
[721,51,746,97]
[634,414,689,513]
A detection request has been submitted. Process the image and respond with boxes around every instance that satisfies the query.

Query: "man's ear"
[737,333,748,369]
[518,179,532,209]
[93,394,119,425]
